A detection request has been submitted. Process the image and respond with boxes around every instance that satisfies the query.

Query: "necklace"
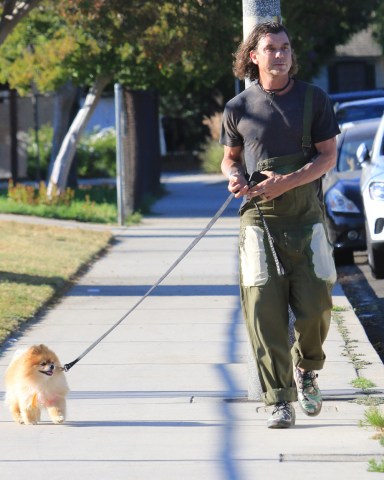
[257,77,291,104]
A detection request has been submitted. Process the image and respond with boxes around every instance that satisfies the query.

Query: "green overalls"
[239,86,337,405]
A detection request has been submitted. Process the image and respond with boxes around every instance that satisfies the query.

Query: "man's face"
[250,31,292,78]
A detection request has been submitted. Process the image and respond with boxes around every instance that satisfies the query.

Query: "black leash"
[248,173,285,277]
[63,192,235,372]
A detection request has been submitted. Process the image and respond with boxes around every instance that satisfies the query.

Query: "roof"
[335,28,382,57]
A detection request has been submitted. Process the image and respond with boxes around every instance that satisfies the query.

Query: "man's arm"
[221,145,249,198]
[285,137,337,188]
[248,137,337,200]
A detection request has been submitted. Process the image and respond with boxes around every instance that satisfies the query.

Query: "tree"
[371,3,384,49]
[0,0,242,192]
[282,0,381,80]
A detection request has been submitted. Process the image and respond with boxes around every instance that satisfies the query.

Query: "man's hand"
[221,145,249,198]
[246,171,285,201]
[228,172,249,198]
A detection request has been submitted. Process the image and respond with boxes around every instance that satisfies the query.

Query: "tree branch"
[0,0,41,45]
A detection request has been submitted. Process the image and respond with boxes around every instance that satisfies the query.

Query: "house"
[314,27,384,93]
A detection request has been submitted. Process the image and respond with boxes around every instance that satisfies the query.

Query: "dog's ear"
[30,345,44,355]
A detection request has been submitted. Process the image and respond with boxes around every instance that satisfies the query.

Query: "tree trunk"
[47,80,80,181]
[47,75,111,195]
[123,89,161,211]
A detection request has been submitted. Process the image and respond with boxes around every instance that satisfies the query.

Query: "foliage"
[0,0,242,162]
[0,182,151,224]
[76,128,116,178]
[25,124,116,179]
[200,112,224,173]
[200,140,223,174]
[8,180,75,206]
[368,458,384,472]
[350,377,377,391]
[361,406,384,472]
[282,0,381,80]
[0,0,242,97]
[2,183,117,223]
[360,407,384,434]
[26,123,54,180]
[372,3,384,48]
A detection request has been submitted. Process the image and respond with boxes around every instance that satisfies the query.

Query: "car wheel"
[366,224,384,279]
[333,248,354,266]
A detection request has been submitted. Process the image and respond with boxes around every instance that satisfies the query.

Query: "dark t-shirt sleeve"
[220,104,244,147]
[311,87,340,143]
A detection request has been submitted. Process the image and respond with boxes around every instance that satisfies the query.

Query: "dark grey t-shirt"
[220,79,340,175]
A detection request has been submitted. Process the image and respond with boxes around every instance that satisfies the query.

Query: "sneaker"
[294,368,322,416]
[267,401,296,429]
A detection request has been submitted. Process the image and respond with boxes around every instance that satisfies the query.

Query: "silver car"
[358,116,384,278]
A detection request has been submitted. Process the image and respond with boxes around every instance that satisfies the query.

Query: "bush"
[200,140,223,173]
[200,112,223,174]
[26,124,54,180]
[4,182,118,223]
[8,181,75,206]
[26,125,117,180]
[76,128,116,178]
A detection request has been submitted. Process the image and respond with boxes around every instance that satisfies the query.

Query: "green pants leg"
[239,221,336,406]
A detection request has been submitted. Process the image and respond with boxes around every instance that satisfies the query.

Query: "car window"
[338,134,375,172]
[336,104,384,123]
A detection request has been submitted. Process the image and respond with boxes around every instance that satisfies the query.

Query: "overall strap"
[302,84,314,156]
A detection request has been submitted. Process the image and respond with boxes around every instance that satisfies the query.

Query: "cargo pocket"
[239,225,268,287]
[310,223,337,284]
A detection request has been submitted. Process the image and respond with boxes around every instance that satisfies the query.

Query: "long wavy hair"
[233,22,298,81]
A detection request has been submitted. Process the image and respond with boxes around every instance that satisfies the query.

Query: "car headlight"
[327,188,360,213]
[369,182,384,201]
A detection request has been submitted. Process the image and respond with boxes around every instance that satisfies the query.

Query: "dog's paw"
[24,419,39,425]
[52,415,65,424]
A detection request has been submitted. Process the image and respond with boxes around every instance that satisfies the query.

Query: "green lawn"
[0,220,113,345]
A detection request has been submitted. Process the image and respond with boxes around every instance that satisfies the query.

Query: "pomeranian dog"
[5,344,69,425]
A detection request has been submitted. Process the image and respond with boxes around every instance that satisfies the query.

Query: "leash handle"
[63,193,234,372]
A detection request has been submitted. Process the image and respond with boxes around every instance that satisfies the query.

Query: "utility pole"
[241,0,284,401]
[242,0,282,88]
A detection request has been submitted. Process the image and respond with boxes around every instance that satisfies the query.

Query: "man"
[220,22,339,428]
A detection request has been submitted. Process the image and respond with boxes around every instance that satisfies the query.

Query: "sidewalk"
[0,172,383,479]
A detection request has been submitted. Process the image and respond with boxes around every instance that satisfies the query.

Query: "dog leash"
[253,200,285,277]
[63,192,235,372]
[247,174,285,277]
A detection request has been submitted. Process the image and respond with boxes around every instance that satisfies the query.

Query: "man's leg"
[239,224,297,406]
[289,222,337,415]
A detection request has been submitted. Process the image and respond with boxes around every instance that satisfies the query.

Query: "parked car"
[323,118,381,264]
[329,89,384,106]
[357,116,384,278]
[334,98,384,126]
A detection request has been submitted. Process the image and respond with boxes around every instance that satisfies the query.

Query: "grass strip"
[0,220,112,345]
